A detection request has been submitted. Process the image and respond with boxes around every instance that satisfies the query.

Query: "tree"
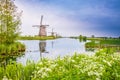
[79,35,83,42]
[91,35,95,38]
[0,0,22,44]
[83,36,87,42]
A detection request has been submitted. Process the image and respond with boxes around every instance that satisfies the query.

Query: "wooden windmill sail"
[33,15,49,36]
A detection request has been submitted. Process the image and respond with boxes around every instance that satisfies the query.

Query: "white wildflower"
[76,57,79,59]
[96,78,101,80]
[88,71,94,76]
[50,64,57,69]
[71,60,75,63]
[38,62,43,66]
[37,69,42,74]
[94,72,100,77]
[47,60,51,64]
[74,65,79,68]
[36,67,39,69]
[103,60,107,63]
[41,72,48,78]
[46,68,52,72]
[2,76,8,80]
[106,62,112,67]
[103,60,111,67]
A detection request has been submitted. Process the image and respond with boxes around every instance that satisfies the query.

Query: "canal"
[16,38,94,64]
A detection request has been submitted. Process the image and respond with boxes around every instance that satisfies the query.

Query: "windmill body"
[33,15,49,37]
[39,25,47,36]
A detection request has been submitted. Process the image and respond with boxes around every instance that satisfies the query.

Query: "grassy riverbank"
[85,38,120,49]
[0,48,120,80]
[18,36,56,40]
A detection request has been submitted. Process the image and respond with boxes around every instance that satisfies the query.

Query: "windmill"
[33,15,49,37]
[49,28,57,37]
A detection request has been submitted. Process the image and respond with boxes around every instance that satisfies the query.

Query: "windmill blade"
[32,25,40,27]
[43,25,49,28]
[43,25,49,26]
[40,15,43,25]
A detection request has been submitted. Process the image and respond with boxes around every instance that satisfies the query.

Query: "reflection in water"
[85,48,95,52]
[39,40,54,59]
[51,41,54,48]
[39,41,46,53]
[39,41,51,59]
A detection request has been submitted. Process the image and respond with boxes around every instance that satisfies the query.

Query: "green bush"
[0,42,25,55]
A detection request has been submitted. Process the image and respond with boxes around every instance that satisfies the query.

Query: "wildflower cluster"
[32,50,120,80]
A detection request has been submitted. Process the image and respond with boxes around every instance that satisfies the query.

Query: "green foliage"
[79,35,87,42]
[85,41,99,48]
[32,50,120,80]
[0,42,25,55]
[0,61,35,80]
[85,38,120,51]
[0,50,120,80]
[100,39,120,45]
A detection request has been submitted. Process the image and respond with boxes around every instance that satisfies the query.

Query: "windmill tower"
[33,15,49,37]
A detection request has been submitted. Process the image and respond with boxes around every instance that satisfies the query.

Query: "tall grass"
[0,61,35,80]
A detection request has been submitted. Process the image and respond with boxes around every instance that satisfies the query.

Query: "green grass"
[18,36,56,40]
[100,39,120,45]
[0,49,120,80]
[0,61,35,80]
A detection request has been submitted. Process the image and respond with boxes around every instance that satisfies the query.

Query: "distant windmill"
[33,15,49,36]
[49,28,57,37]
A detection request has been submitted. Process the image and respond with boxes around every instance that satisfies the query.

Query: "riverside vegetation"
[85,39,120,49]
[0,48,120,80]
[0,0,25,55]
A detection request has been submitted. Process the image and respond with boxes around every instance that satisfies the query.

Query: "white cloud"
[15,0,94,37]
[15,0,118,37]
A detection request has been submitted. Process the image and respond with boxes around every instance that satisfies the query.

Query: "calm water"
[17,38,94,64]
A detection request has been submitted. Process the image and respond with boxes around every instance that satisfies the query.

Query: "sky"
[15,0,120,37]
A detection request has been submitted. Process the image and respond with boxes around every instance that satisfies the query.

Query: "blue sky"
[15,0,120,37]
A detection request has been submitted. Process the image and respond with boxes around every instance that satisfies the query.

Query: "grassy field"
[0,49,120,80]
